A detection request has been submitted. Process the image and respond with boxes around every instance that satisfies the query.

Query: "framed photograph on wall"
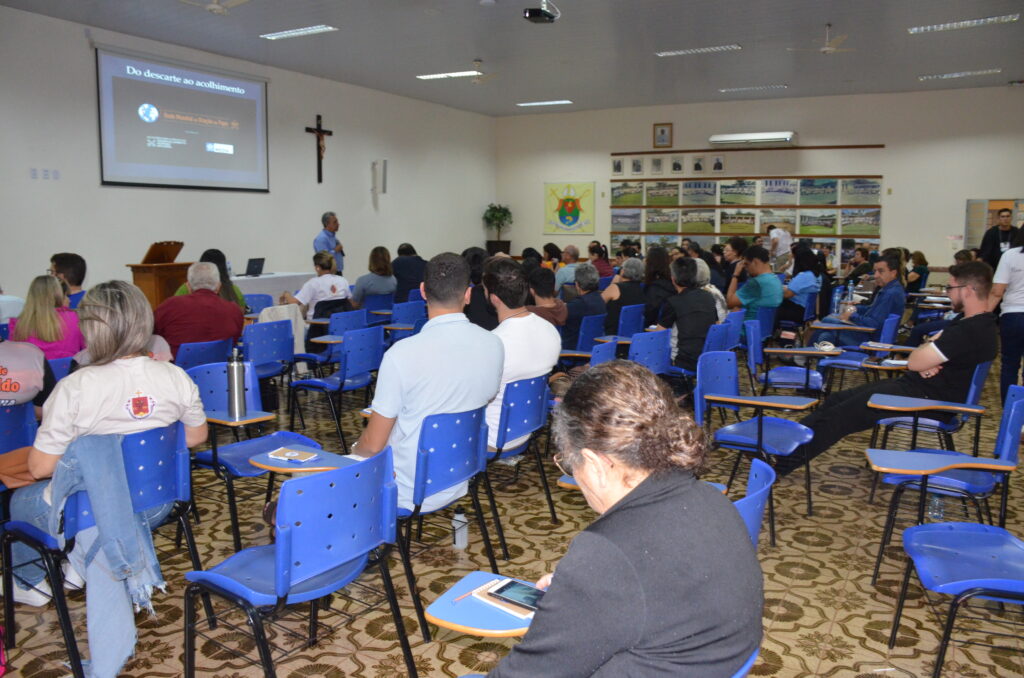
[650,157,664,175]
[692,156,705,173]
[670,155,685,174]
[653,123,673,148]
[712,156,725,173]
[611,158,624,176]
[631,158,644,175]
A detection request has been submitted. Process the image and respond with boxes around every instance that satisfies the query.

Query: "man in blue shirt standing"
[313,211,345,274]
[810,253,905,347]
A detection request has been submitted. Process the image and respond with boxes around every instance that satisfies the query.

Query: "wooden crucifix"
[304,114,333,183]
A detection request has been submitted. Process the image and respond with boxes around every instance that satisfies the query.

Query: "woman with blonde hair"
[10,275,85,359]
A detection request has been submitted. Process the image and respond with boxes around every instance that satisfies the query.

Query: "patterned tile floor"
[6,371,1023,677]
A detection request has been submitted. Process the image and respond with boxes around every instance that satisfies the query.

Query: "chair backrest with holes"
[589,339,616,367]
[392,301,426,325]
[343,325,385,377]
[328,309,369,336]
[695,351,739,424]
[576,314,607,352]
[724,310,744,349]
[47,356,72,382]
[174,339,232,372]
[362,292,395,313]
[744,320,764,376]
[0,403,37,454]
[993,385,1024,465]
[495,376,549,450]
[244,294,273,314]
[408,288,424,303]
[703,323,730,353]
[627,329,670,375]
[273,449,397,595]
[187,361,262,411]
[242,320,293,365]
[732,458,776,548]
[411,407,487,507]
[616,304,645,338]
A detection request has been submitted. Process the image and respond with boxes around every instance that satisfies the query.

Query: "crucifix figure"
[304,114,333,183]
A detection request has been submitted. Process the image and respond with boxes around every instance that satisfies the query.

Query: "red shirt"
[592,258,614,277]
[154,289,243,359]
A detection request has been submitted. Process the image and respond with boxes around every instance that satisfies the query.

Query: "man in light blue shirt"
[349,252,504,512]
[553,244,580,293]
[313,211,345,274]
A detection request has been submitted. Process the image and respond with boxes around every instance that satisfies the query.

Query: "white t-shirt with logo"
[994,247,1024,313]
[294,273,352,319]
[769,228,792,258]
[34,356,205,456]
[487,312,562,448]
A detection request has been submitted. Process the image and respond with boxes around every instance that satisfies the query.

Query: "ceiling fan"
[471,59,498,85]
[787,23,855,55]
[178,0,251,16]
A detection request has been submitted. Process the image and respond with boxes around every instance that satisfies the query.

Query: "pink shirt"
[9,307,85,360]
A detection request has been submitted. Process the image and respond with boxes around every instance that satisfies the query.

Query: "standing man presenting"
[313,211,345,275]
[979,207,1018,271]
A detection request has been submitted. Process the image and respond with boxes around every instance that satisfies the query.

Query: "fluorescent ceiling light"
[918,68,1002,81]
[516,99,574,107]
[656,44,741,57]
[260,24,338,40]
[908,13,1019,34]
[718,84,788,93]
[416,70,482,80]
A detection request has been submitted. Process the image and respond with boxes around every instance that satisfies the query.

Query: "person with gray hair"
[693,258,728,321]
[154,261,243,358]
[554,244,582,290]
[562,262,606,350]
[601,257,646,334]
[313,210,345,274]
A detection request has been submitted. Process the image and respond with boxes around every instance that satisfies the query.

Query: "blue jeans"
[9,480,172,678]
[1000,313,1024,403]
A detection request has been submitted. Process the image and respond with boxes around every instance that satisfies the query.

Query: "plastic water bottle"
[451,508,468,550]
[926,494,944,521]
[227,347,246,420]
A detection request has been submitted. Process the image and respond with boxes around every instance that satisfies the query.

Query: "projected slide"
[97,49,268,191]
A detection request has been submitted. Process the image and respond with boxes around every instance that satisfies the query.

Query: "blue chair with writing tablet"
[243,293,273,315]
[174,339,232,372]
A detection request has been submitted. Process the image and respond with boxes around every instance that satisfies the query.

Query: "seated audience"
[554,245,581,291]
[693,258,728,321]
[521,247,543,264]
[349,253,503,511]
[842,246,872,282]
[483,258,561,448]
[525,268,568,327]
[10,275,85,360]
[562,263,605,350]
[989,231,1024,401]
[281,251,352,319]
[463,247,499,330]
[954,249,974,264]
[154,262,244,358]
[776,245,822,326]
[392,243,427,303]
[173,248,245,308]
[351,246,397,308]
[8,280,206,678]
[809,253,905,347]
[0,337,55,420]
[726,245,783,322]
[777,261,996,475]
[906,250,929,293]
[541,243,563,271]
[73,334,173,370]
[685,241,727,292]
[49,252,87,309]
[588,242,614,277]
[642,246,676,326]
[601,257,646,334]
[658,258,719,372]
[487,360,763,677]
[721,236,748,284]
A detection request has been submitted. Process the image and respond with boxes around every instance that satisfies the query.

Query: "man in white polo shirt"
[482,256,561,450]
[349,252,504,511]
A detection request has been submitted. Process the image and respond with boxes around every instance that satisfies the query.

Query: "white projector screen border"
[96,45,269,192]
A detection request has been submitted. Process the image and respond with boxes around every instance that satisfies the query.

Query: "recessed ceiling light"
[516,99,574,107]
[416,70,482,80]
[908,13,1019,34]
[718,84,788,93]
[918,68,1002,81]
[656,44,742,57]
[259,25,338,41]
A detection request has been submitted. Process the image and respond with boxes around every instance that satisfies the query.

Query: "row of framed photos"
[612,154,730,176]
[610,177,882,207]
[610,207,881,237]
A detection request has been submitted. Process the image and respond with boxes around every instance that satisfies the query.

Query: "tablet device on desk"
[488,580,545,613]
[267,447,320,463]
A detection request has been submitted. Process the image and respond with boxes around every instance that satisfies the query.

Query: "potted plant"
[483,203,513,255]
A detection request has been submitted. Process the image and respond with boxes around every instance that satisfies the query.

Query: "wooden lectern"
[128,242,192,309]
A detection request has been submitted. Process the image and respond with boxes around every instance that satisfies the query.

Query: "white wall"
[0,6,496,294]
[496,87,1024,265]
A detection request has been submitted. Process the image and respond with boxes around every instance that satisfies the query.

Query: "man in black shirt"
[776,261,997,475]
[978,208,1019,271]
[658,257,719,371]
[391,243,427,303]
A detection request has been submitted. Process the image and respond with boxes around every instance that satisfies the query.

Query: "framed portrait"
[691,156,705,174]
[630,158,644,175]
[670,155,684,174]
[711,155,726,173]
[611,158,624,176]
[653,122,673,149]
[650,157,664,175]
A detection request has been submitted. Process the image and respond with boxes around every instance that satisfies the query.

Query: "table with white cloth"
[231,272,314,297]
[0,295,25,324]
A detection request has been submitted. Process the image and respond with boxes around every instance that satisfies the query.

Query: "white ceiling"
[4,0,1023,116]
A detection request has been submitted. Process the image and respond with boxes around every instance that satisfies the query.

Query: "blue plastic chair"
[777,291,819,344]
[887,522,1024,678]
[733,458,776,548]
[389,300,427,344]
[724,309,745,350]
[361,292,394,314]
[0,322,7,341]
[174,339,232,372]
[289,325,384,448]
[870,385,1024,585]
[182,450,418,678]
[0,402,37,454]
[666,323,731,380]
[398,407,499,643]
[484,376,557,559]
[559,313,607,361]
[616,303,644,338]
[47,356,72,382]
[189,361,322,551]
[241,319,294,382]
[818,313,900,392]
[244,294,274,314]
[697,351,815,546]
[1,424,206,678]
[597,275,613,291]
[589,339,616,366]
[627,328,671,375]
[747,320,825,395]
[408,288,424,302]
[296,308,370,370]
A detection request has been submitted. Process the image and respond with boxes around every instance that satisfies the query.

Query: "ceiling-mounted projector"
[708,131,797,146]
[524,0,560,23]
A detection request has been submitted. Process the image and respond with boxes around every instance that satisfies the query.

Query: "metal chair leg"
[183,583,199,678]
[887,557,915,648]
[224,475,244,552]
[376,546,420,678]
[767,485,777,548]
[531,442,560,524]
[470,477,501,575]
[872,484,907,585]
[178,512,216,625]
[395,521,431,643]
[481,469,510,560]
[932,594,969,678]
